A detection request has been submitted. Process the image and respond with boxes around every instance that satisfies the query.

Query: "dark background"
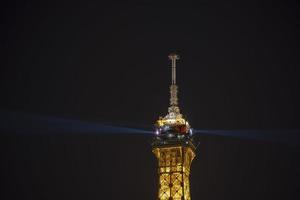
[1,1,300,200]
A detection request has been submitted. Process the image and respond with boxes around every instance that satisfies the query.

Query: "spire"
[155,53,191,136]
[168,53,179,85]
[168,53,180,107]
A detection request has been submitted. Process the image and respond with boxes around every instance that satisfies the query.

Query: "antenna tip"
[168,53,180,60]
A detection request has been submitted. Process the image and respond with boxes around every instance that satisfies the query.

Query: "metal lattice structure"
[152,54,196,200]
[153,143,195,200]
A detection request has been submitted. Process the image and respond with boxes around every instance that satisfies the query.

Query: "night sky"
[1,1,300,200]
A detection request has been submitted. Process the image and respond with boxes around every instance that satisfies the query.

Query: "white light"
[190,128,193,135]
[156,130,159,135]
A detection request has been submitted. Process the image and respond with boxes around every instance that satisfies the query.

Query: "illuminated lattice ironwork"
[153,145,195,200]
[152,54,196,200]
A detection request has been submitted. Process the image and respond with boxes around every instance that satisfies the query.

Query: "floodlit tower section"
[152,53,196,200]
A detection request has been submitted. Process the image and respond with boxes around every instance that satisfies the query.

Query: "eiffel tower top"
[155,53,192,137]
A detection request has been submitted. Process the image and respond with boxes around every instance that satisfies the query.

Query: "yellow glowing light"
[153,146,195,200]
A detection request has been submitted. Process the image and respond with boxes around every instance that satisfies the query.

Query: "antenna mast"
[168,53,180,106]
[155,52,191,134]
[169,53,179,85]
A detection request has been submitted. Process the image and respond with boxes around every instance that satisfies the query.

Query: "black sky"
[1,1,300,200]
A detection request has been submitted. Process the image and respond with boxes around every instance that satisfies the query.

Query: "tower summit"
[152,54,196,200]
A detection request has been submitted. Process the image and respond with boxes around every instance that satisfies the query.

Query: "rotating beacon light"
[152,54,196,200]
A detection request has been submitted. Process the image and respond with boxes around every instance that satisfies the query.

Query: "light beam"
[195,129,300,145]
[0,110,153,135]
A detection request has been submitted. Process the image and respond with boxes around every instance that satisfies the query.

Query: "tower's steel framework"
[152,54,196,200]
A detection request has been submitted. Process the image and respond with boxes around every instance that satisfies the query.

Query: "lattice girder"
[153,146,195,200]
